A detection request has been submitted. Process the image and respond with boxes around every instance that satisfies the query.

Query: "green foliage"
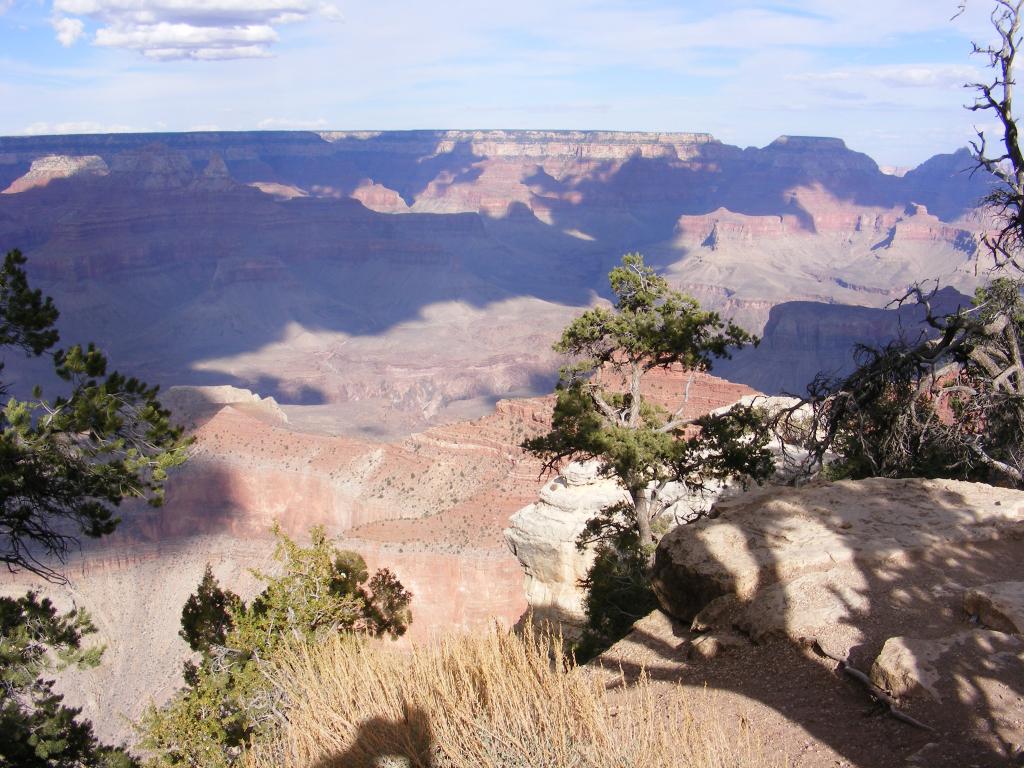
[0,248,191,580]
[554,253,756,370]
[0,592,136,767]
[179,565,241,655]
[572,511,658,662]
[0,248,186,766]
[0,250,59,358]
[140,525,412,768]
[525,253,773,545]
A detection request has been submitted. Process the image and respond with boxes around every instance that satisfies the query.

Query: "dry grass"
[245,625,774,768]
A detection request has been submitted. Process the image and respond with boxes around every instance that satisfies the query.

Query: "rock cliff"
[1,154,108,194]
[0,129,993,417]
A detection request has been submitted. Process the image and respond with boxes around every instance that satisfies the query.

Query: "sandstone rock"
[690,593,740,632]
[688,629,750,660]
[687,564,871,660]
[163,385,288,425]
[1,153,108,194]
[731,566,870,660]
[351,179,410,212]
[870,630,1024,702]
[108,144,195,189]
[870,634,948,700]
[504,465,628,631]
[561,459,603,486]
[193,153,237,192]
[675,208,801,247]
[652,478,1024,624]
[646,477,1024,760]
[964,581,1024,634]
[248,180,307,199]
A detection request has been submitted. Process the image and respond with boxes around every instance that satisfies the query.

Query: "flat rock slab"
[871,630,1024,753]
[964,581,1024,634]
[652,477,1024,622]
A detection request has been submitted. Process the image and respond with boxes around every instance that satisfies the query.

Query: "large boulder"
[650,476,1024,759]
[652,477,1024,633]
[504,461,628,631]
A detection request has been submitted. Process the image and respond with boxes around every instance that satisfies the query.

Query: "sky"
[0,1,1010,167]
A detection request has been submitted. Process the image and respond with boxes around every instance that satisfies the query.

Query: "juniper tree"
[524,253,773,547]
[179,565,240,655]
[141,525,412,768]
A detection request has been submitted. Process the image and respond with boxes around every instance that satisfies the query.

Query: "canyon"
[0,130,990,422]
[0,130,997,745]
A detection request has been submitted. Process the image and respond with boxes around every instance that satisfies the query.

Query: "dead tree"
[965,0,1024,270]
[774,2,1024,486]
[777,279,1024,485]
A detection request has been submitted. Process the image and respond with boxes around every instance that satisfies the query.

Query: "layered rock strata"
[0,131,993,415]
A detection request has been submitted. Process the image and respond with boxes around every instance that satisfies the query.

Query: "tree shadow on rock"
[598,479,1024,768]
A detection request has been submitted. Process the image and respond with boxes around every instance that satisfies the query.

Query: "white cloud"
[796,63,981,90]
[49,0,342,59]
[22,120,136,134]
[318,2,342,22]
[257,117,328,129]
[52,15,85,46]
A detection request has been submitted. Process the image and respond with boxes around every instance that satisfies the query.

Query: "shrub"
[245,624,771,768]
[139,526,411,767]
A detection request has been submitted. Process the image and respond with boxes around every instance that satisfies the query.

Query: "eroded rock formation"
[0,129,995,424]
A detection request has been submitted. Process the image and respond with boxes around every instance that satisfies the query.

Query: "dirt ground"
[594,609,1023,768]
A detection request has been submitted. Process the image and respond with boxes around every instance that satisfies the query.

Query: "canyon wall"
[0,130,992,426]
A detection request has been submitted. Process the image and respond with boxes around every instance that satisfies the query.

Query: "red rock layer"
[116,371,751,640]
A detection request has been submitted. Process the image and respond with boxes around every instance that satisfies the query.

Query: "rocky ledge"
[648,477,1024,764]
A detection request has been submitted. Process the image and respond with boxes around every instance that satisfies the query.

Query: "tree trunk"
[633,488,654,546]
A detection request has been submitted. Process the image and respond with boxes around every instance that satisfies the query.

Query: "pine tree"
[524,253,773,547]
[0,247,189,765]
[179,565,240,654]
[0,592,135,767]
[0,249,190,579]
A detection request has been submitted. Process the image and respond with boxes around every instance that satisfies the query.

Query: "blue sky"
[0,1,1006,166]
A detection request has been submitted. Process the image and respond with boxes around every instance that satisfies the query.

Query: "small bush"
[574,540,658,662]
[139,526,411,768]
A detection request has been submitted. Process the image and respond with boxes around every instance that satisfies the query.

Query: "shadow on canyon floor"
[715,286,973,395]
[597,482,1024,768]
[0,131,990,405]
